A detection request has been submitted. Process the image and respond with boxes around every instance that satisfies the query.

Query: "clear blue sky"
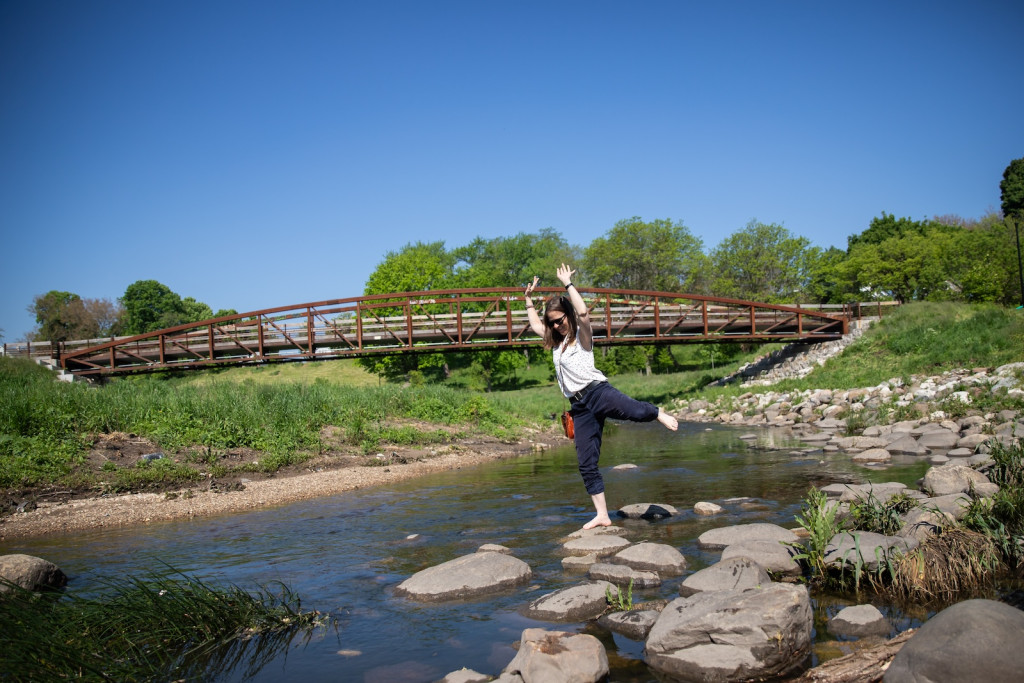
[2,1,1022,342]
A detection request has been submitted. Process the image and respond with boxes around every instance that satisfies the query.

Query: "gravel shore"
[0,439,541,540]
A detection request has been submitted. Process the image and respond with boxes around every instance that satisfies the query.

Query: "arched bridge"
[58,288,852,377]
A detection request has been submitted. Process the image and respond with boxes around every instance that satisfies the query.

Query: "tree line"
[20,158,1024,360]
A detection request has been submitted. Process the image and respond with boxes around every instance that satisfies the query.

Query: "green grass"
[0,568,328,682]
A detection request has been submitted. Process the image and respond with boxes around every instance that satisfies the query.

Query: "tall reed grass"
[0,567,328,682]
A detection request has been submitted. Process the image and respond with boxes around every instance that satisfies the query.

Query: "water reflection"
[2,422,933,682]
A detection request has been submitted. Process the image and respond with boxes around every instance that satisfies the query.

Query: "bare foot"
[657,408,679,431]
[582,515,612,530]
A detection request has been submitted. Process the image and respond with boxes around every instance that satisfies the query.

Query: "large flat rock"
[395,552,532,602]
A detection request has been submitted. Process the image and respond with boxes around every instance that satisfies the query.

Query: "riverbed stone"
[916,429,960,451]
[588,562,661,588]
[884,435,928,456]
[617,503,678,519]
[833,435,889,450]
[923,492,972,520]
[721,540,801,577]
[885,599,1024,683]
[395,552,532,602]
[820,481,907,503]
[563,535,631,557]
[502,628,608,683]
[823,532,917,572]
[0,554,67,593]
[828,604,890,637]
[597,608,661,640]
[524,581,615,622]
[478,544,511,554]
[678,556,771,597]
[438,669,491,683]
[956,433,993,450]
[694,501,724,515]
[922,464,990,496]
[646,584,812,681]
[852,448,891,463]
[609,542,687,576]
[561,554,598,571]
[696,523,798,550]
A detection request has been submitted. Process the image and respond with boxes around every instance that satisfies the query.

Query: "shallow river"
[2,421,935,682]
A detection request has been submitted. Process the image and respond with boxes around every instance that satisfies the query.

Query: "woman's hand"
[524,276,540,298]
[556,264,575,287]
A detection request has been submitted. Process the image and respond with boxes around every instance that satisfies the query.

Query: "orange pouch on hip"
[561,411,574,439]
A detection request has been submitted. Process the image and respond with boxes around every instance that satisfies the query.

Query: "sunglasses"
[546,313,567,328]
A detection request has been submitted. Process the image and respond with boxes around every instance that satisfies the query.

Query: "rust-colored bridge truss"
[57,288,850,377]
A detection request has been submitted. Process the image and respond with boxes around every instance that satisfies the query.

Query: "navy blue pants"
[569,381,659,495]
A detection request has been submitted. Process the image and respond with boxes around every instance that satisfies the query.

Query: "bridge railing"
[44,288,865,377]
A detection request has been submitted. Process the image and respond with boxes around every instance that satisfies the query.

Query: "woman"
[525,264,678,530]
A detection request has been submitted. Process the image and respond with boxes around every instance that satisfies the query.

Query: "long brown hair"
[541,295,577,350]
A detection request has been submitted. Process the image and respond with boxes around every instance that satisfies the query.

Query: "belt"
[571,380,604,403]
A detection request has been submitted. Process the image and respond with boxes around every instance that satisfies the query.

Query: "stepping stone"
[562,554,599,571]
[598,609,660,640]
[618,503,678,519]
[828,604,890,637]
[721,540,801,577]
[852,448,891,463]
[524,581,616,622]
[565,525,629,540]
[563,535,631,557]
[696,523,798,550]
[679,556,771,597]
[395,552,532,602]
[610,542,687,576]
[588,562,661,588]
[885,435,928,455]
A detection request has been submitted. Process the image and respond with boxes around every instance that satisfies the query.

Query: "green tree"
[359,242,457,381]
[364,241,455,295]
[709,221,813,302]
[29,290,80,342]
[120,280,187,335]
[452,229,576,289]
[847,212,927,250]
[470,349,527,391]
[181,297,214,324]
[583,217,706,292]
[803,247,849,304]
[1000,157,1024,307]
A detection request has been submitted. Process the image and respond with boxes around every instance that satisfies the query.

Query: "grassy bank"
[0,359,523,492]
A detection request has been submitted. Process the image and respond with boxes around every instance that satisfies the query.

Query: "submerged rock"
[502,628,608,683]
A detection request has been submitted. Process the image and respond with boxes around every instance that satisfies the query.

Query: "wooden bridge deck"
[15,287,861,377]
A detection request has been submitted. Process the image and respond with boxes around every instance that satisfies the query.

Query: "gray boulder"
[502,628,608,683]
[824,532,917,572]
[524,581,615,622]
[923,492,972,520]
[696,523,798,550]
[646,584,812,681]
[885,599,1024,683]
[588,562,661,588]
[922,464,990,496]
[828,604,890,637]
[0,554,67,593]
[617,503,678,519]
[395,552,532,602]
[679,556,771,597]
[610,542,687,576]
[721,541,801,577]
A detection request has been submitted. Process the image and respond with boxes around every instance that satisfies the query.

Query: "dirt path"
[0,437,551,541]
